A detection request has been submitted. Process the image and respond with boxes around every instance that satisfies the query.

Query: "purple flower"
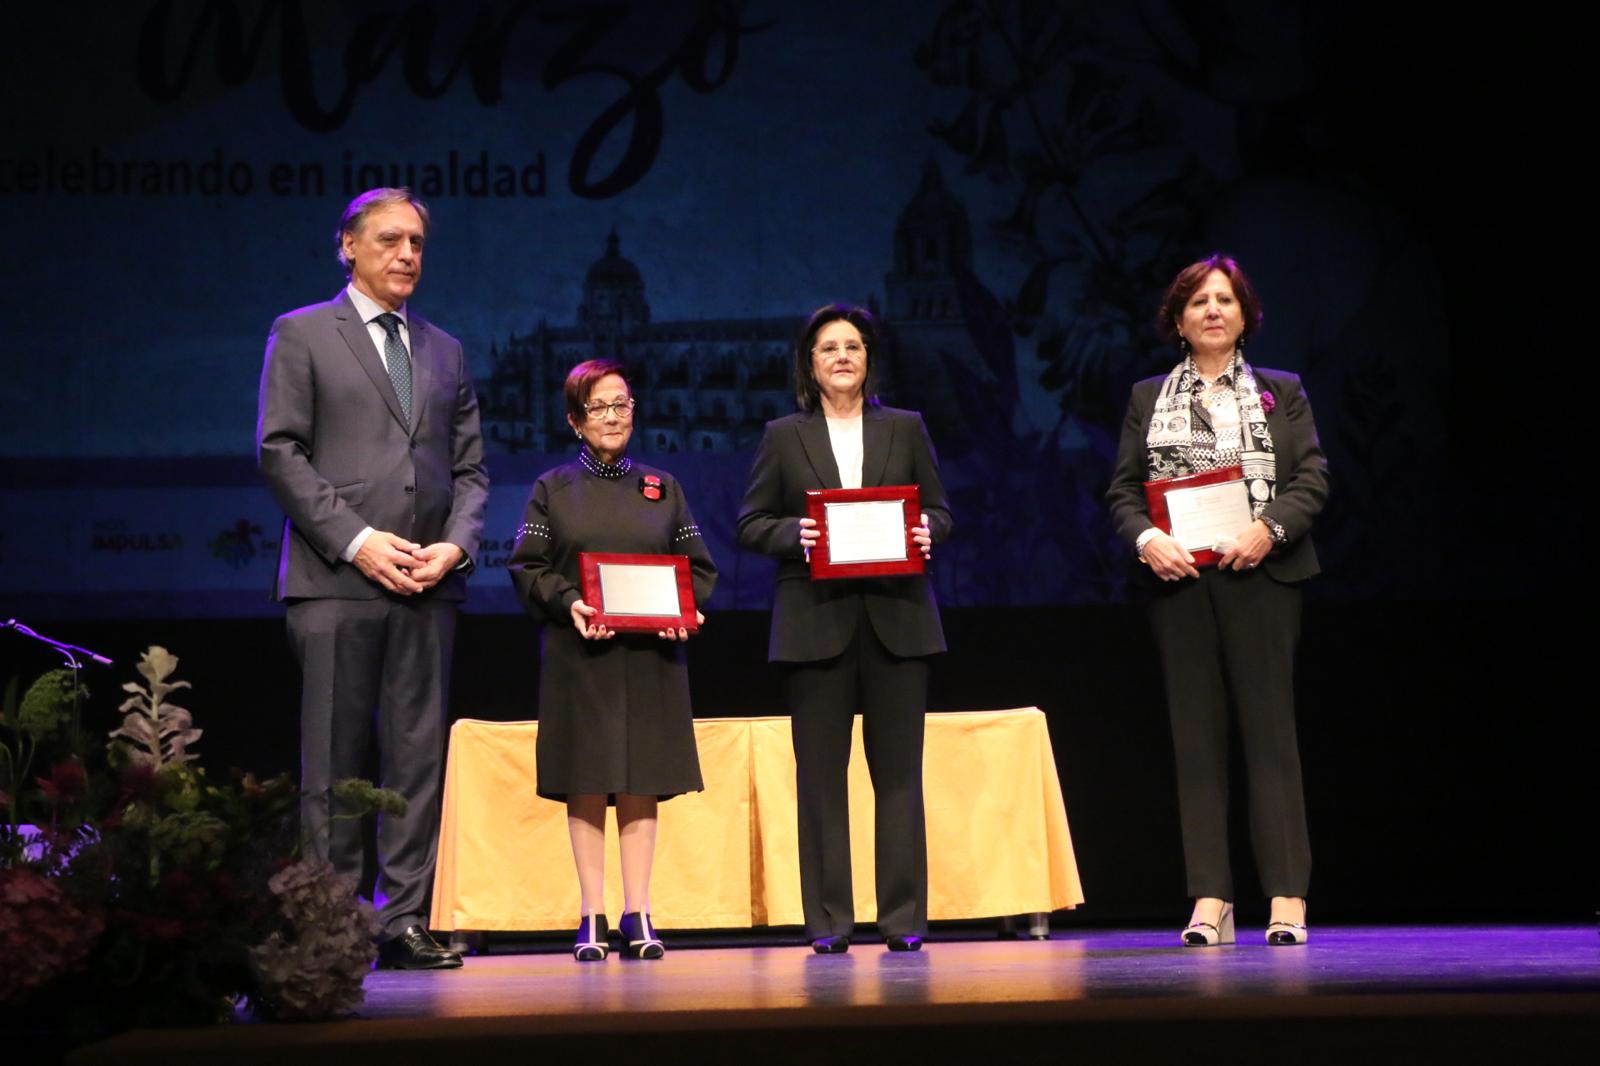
[1260,390,1276,415]
[249,859,380,1020]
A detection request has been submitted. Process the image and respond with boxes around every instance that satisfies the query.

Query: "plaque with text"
[805,485,924,580]
[1142,465,1253,569]
[578,552,699,632]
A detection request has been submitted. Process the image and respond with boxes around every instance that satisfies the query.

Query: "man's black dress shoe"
[376,924,464,970]
[810,935,850,954]
[885,935,924,952]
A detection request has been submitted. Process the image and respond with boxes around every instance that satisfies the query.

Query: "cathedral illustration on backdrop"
[480,161,981,455]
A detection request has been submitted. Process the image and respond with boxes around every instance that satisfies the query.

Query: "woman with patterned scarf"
[1107,254,1329,947]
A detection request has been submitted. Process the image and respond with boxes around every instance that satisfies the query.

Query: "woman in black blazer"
[737,304,953,953]
[1106,255,1328,947]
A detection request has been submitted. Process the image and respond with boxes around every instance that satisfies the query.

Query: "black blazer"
[737,405,953,662]
[1106,366,1328,584]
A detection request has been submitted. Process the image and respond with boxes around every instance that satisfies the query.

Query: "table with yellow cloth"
[430,708,1084,932]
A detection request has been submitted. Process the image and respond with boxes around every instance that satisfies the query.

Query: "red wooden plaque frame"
[805,485,924,580]
[1142,464,1245,570]
[578,552,699,632]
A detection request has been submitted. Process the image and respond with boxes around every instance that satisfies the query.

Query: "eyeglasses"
[813,342,866,358]
[584,398,635,420]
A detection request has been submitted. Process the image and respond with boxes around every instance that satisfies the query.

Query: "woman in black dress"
[1106,255,1327,946]
[737,304,951,953]
[508,358,716,961]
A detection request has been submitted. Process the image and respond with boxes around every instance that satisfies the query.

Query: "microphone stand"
[3,618,113,739]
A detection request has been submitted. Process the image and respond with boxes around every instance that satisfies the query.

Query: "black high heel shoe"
[573,913,609,961]
[618,911,665,959]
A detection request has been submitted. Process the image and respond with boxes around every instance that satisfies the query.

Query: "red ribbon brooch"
[639,474,663,501]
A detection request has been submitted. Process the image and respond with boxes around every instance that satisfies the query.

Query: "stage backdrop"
[1,2,1539,618]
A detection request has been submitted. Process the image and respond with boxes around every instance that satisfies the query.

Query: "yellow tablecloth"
[431,708,1083,931]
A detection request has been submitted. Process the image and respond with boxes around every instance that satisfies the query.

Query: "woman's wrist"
[1135,527,1163,560]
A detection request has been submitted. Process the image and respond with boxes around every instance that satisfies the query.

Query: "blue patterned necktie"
[375,313,413,425]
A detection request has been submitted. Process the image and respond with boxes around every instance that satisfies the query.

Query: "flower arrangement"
[249,858,382,1020]
[0,647,396,1043]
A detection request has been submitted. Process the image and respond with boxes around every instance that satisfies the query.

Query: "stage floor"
[70,926,1600,1066]
[366,925,1600,1015]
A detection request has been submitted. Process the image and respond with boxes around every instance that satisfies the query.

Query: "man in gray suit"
[257,187,488,969]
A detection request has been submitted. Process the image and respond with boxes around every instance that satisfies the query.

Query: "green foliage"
[120,805,231,871]
[110,646,202,768]
[17,670,79,743]
[2,646,389,1038]
[2,669,89,835]
[332,778,409,819]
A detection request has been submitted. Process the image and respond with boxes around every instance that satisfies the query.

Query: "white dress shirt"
[340,284,410,563]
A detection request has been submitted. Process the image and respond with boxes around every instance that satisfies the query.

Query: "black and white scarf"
[1145,354,1276,518]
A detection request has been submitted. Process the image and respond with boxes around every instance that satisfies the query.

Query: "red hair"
[563,359,630,424]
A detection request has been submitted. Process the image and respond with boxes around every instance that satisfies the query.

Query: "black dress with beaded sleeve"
[507,452,717,801]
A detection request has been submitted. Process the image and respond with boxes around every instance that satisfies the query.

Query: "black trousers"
[1148,567,1311,900]
[781,601,929,939]
[287,595,456,937]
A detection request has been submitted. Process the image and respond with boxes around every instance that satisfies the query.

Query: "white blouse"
[826,414,864,490]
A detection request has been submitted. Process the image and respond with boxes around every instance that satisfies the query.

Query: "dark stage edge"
[68,926,1600,1066]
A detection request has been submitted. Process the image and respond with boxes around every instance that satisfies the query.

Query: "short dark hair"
[793,303,881,413]
[336,187,431,272]
[564,358,631,425]
[1156,253,1264,347]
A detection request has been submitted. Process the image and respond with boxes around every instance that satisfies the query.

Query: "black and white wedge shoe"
[1181,902,1235,946]
[618,911,665,959]
[1266,899,1309,945]
[574,914,609,961]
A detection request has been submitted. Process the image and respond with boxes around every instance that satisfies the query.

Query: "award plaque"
[578,552,699,632]
[1142,465,1253,569]
[805,485,924,580]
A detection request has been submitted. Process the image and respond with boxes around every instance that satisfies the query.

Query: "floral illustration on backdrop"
[902,1,1223,603]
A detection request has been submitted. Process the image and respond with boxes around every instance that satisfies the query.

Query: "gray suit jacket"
[257,290,488,601]
[737,405,953,662]
[1106,366,1328,584]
